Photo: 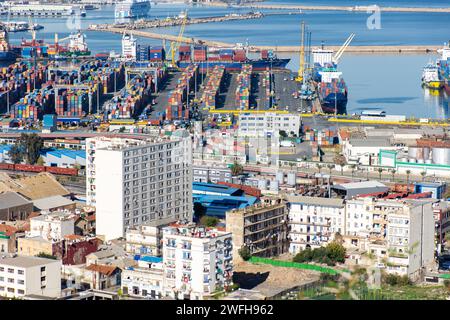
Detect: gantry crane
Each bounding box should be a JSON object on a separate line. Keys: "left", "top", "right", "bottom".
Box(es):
{"left": 169, "top": 10, "right": 188, "bottom": 68}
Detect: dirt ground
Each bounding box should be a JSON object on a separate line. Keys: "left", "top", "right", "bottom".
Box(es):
{"left": 233, "top": 260, "right": 320, "bottom": 297}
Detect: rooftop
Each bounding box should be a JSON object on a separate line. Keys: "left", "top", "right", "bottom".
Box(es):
{"left": 284, "top": 195, "right": 345, "bottom": 208}
{"left": 349, "top": 137, "right": 392, "bottom": 147}
{"left": 0, "top": 191, "right": 32, "bottom": 210}
{"left": 193, "top": 182, "right": 242, "bottom": 196}
{"left": 85, "top": 264, "right": 118, "bottom": 276}
{"left": 31, "top": 210, "right": 75, "bottom": 223}
{"left": 163, "top": 224, "right": 231, "bottom": 239}
{"left": 0, "top": 255, "right": 59, "bottom": 268}
{"left": 33, "top": 195, "right": 75, "bottom": 211}
{"left": 0, "top": 173, "right": 70, "bottom": 200}
{"left": 333, "top": 180, "right": 387, "bottom": 191}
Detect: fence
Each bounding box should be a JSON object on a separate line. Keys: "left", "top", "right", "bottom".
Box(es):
{"left": 249, "top": 256, "right": 349, "bottom": 275}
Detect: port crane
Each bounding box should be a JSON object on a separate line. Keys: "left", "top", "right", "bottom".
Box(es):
{"left": 295, "top": 21, "right": 306, "bottom": 83}
{"left": 169, "top": 10, "right": 188, "bottom": 68}
{"left": 332, "top": 33, "right": 355, "bottom": 64}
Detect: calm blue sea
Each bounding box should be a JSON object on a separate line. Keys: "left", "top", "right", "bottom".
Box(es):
{"left": 2, "top": 2, "right": 449, "bottom": 118}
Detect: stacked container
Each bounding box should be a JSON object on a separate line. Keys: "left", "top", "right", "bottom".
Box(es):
{"left": 233, "top": 49, "right": 246, "bottom": 62}
{"left": 150, "top": 46, "right": 166, "bottom": 62}
{"left": 235, "top": 64, "right": 252, "bottom": 110}
{"left": 201, "top": 65, "right": 225, "bottom": 110}
{"left": 193, "top": 45, "right": 207, "bottom": 62}
{"left": 166, "top": 64, "right": 198, "bottom": 121}
{"left": 178, "top": 45, "right": 191, "bottom": 62}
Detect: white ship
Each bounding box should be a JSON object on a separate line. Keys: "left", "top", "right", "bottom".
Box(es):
{"left": 115, "top": 0, "right": 151, "bottom": 19}
{"left": 421, "top": 62, "right": 442, "bottom": 89}
{"left": 122, "top": 32, "right": 137, "bottom": 60}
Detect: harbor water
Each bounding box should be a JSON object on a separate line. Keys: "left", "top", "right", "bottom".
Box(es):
{"left": 3, "top": 2, "right": 450, "bottom": 118}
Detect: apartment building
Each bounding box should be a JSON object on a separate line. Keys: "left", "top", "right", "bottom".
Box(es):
{"left": 125, "top": 217, "right": 176, "bottom": 257}
{"left": 286, "top": 196, "right": 345, "bottom": 253}
{"left": 226, "top": 197, "right": 289, "bottom": 262}
{"left": 28, "top": 211, "right": 75, "bottom": 242}
{"left": 86, "top": 132, "right": 193, "bottom": 240}
{"left": 345, "top": 198, "right": 435, "bottom": 280}
{"left": 0, "top": 255, "right": 61, "bottom": 298}
{"left": 192, "top": 165, "right": 233, "bottom": 184}
{"left": 238, "top": 113, "right": 301, "bottom": 137}
{"left": 121, "top": 256, "right": 164, "bottom": 299}
{"left": 162, "top": 224, "right": 233, "bottom": 300}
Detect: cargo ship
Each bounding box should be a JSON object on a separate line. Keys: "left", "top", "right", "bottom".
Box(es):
{"left": 176, "top": 45, "right": 290, "bottom": 71}
{"left": 437, "top": 43, "right": 450, "bottom": 95}
{"left": 114, "top": 0, "right": 151, "bottom": 19}
{"left": 0, "top": 25, "right": 17, "bottom": 61}
{"left": 312, "top": 48, "right": 348, "bottom": 114}
{"left": 58, "top": 32, "right": 91, "bottom": 58}
{"left": 421, "top": 62, "right": 442, "bottom": 89}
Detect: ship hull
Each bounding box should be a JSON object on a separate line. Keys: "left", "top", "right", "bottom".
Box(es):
{"left": 444, "top": 82, "right": 450, "bottom": 95}
{"left": 0, "top": 51, "right": 17, "bottom": 61}
{"left": 422, "top": 80, "right": 443, "bottom": 89}
{"left": 177, "top": 58, "right": 290, "bottom": 71}
{"left": 319, "top": 92, "right": 348, "bottom": 115}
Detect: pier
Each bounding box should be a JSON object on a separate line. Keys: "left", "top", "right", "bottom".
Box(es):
{"left": 91, "top": 27, "right": 441, "bottom": 53}
{"left": 89, "top": 11, "right": 301, "bottom": 31}
{"left": 206, "top": 2, "right": 450, "bottom": 13}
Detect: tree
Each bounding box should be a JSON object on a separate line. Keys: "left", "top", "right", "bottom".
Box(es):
{"left": 119, "top": 126, "right": 126, "bottom": 133}
{"left": 16, "top": 133, "right": 44, "bottom": 165}
{"left": 230, "top": 161, "right": 243, "bottom": 177}
{"left": 316, "top": 163, "right": 322, "bottom": 174}
{"left": 200, "top": 215, "right": 219, "bottom": 227}
{"left": 36, "top": 156, "right": 45, "bottom": 166}
{"left": 420, "top": 171, "right": 427, "bottom": 181}
{"left": 390, "top": 169, "right": 396, "bottom": 182}
{"left": 279, "top": 130, "right": 288, "bottom": 138}
{"left": 8, "top": 144, "right": 23, "bottom": 164}
{"left": 334, "top": 155, "right": 346, "bottom": 175}
{"left": 238, "top": 246, "right": 251, "bottom": 261}
{"left": 377, "top": 168, "right": 383, "bottom": 180}
{"left": 293, "top": 248, "right": 313, "bottom": 263}
{"left": 350, "top": 164, "right": 356, "bottom": 178}
{"left": 327, "top": 164, "right": 335, "bottom": 175}
{"left": 326, "top": 242, "right": 346, "bottom": 264}
{"left": 36, "top": 252, "right": 57, "bottom": 260}
{"left": 406, "top": 170, "right": 411, "bottom": 186}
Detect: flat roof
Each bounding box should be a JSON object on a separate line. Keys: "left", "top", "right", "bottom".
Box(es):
{"left": 33, "top": 195, "right": 74, "bottom": 210}
{"left": 333, "top": 180, "right": 387, "bottom": 191}
{"left": 285, "top": 195, "right": 345, "bottom": 208}
{"left": 0, "top": 255, "right": 59, "bottom": 268}
{"left": 349, "top": 137, "right": 391, "bottom": 147}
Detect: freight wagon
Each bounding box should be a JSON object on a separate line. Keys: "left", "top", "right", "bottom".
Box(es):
{"left": 0, "top": 162, "right": 78, "bottom": 176}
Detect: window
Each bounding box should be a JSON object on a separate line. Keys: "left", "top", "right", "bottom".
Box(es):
{"left": 17, "top": 270, "right": 24, "bottom": 275}
{"left": 17, "top": 279, "right": 24, "bottom": 285}
{"left": 7, "top": 268, "right": 14, "bottom": 273}
{"left": 7, "top": 288, "right": 14, "bottom": 293}
{"left": 17, "top": 289, "right": 24, "bottom": 295}
{"left": 7, "top": 278, "right": 14, "bottom": 283}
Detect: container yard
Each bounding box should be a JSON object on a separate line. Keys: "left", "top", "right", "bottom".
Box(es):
{"left": 235, "top": 64, "right": 252, "bottom": 111}
{"left": 200, "top": 65, "right": 225, "bottom": 111}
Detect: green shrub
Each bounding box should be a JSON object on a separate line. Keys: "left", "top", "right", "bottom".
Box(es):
{"left": 238, "top": 246, "right": 251, "bottom": 261}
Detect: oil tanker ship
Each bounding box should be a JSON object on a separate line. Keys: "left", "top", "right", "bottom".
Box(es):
{"left": 312, "top": 48, "right": 348, "bottom": 114}
{"left": 437, "top": 43, "right": 450, "bottom": 95}
{"left": 176, "top": 45, "right": 290, "bottom": 71}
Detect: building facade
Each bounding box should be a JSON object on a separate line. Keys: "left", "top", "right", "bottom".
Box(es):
{"left": 86, "top": 133, "right": 193, "bottom": 240}
{"left": 0, "top": 256, "right": 61, "bottom": 298}
{"left": 162, "top": 224, "right": 233, "bottom": 300}
{"left": 286, "top": 196, "right": 345, "bottom": 253}
{"left": 226, "top": 197, "right": 289, "bottom": 262}
{"left": 28, "top": 212, "right": 75, "bottom": 242}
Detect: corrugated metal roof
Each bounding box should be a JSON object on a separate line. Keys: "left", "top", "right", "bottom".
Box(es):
{"left": 32, "top": 195, "right": 74, "bottom": 210}
{"left": 0, "top": 191, "right": 32, "bottom": 210}
{"left": 193, "top": 182, "right": 241, "bottom": 196}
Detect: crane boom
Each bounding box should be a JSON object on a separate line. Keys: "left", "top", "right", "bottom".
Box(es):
{"left": 295, "top": 21, "right": 306, "bottom": 82}
{"left": 332, "top": 33, "right": 355, "bottom": 64}
{"left": 170, "top": 11, "right": 188, "bottom": 68}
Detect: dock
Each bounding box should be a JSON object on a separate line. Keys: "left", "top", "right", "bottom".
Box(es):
{"left": 92, "top": 27, "right": 440, "bottom": 53}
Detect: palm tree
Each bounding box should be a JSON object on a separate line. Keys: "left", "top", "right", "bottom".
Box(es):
{"left": 390, "top": 169, "right": 396, "bottom": 182}
{"left": 377, "top": 168, "right": 383, "bottom": 180}
{"left": 405, "top": 170, "right": 411, "bottom": 188}
{"left": 316, "top": 163, "right": 322, "bottom": 174}
{"left": 350, "top": 164, "right": 356, "bottom": 178}
{"left": 327, "top": 164, "right": 335, "bottom": 175}
{"left": 420, "top": 171, "right": 427, "bottom": 181}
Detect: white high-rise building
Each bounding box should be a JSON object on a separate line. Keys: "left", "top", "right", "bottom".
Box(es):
{"left": 162, "top": 224, "right": 233, "bottom": 300}
{"left": 86, "top": 132, "right": 193, "bottom": 241}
